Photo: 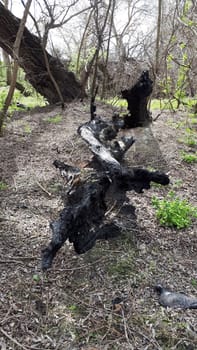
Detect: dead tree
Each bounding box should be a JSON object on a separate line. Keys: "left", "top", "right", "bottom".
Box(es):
{"left": 121, "top": 70, "right": 153, "bottom": 128}
{"left": 42, "top": 112, "right": 169, "bottom": 270}
{"left": 0, "top": 2, "right": 84, "bottom": 104}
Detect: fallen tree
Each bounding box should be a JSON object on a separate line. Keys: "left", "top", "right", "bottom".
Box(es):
{"left": 42, "top": 108, "right": 169, "bottom": 270}
{"left": 0, "top": 2, "right": 84, "bottom": 104}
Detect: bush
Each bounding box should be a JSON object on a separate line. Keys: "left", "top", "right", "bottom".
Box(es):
{"left": 152, "top": 191, "right": 197, "bottom": 229}
{"left": 181, "top": 152, "right": 197, "bottom": 163}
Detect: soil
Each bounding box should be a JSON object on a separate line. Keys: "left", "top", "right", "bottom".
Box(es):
{"left": 0, "top": 101, "right": 196, "bottom": 350}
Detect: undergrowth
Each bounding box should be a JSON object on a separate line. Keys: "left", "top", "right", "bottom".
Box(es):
{"left": 152, "top": 191, "right": 197, "bottom": 229}
{"left": 181, "top": 151, "right": 197, "bottom": 163}
{"left": 0, "top": 86, "right": 46, "bottom": 114}
{"left": 46, "top": 114, "right": 62, "bottom": 123}
{"left": 0, "top": 181, "right": 8, "bottom": 190}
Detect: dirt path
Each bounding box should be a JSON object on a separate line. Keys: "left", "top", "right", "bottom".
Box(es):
{"left": 0, "top": 102, "right": 196, "bottom": 350}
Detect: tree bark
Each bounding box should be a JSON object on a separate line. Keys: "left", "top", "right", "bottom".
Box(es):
{"left": 155, "top": 0, "right": 162, "bottom": 75}
{"left": 0, "top": 0, "right": 32, "bottom": 134}
{"left": 121, "top": 70, "right": 153, "bottom": 128}
{"left": 0, "top": 2, "right": 85, "bottom": 104}
{"left": 42, "top": 115, "right": 169, "bottom": 270}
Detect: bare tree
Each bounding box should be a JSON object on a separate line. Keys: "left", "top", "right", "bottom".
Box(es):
{"left": 31, "top": 0, "right": 92, "bottom": 49}
{"left": 80, "top": 0, "right": 112, "bottom": 94}
{"left": 0, "top": 2, "right": 84, "bottom": 105}
{"left": 2, "top": 0, "right": 12, "bottom": 85}
{"left": 155, "top": 0, "right": 162, "bottom": 75}
{"left": 0, "top": 0, "right": 32, "bottom": 134}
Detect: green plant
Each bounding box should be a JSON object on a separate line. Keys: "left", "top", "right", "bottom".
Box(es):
{"left": 0, "top": 181, "right": 8, "bottom": 190}
{"left": 24, "top": 123, "right": 32, "bottom": 133}
{"left": 191, "top": 278, "right": 197, "bottom": 288}
{"left": 33, "top": 274, "right": 40, "bottom": 282}
{"left": 46, "top": 114, "right": 62, "bottom": 123}
{"left": 181, "top": 151, "right": 197, "bottom": 163}
{"left": 152, "top": 191, "right": 197, "bottom": 229}
{"left": 68, "top": 304, "right": 79, "bottom": 313}
{"left": 171, "top": 179, "right": 183, "bottom": 189}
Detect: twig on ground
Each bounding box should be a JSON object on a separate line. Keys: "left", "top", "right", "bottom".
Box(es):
{"left": 0, "top": 339, "right": 6, "bottom": 350}
{"left": 100, "top": 310, "right": 113, "bottom": 342}
{"left": 121, "top": 309, "right": 134, "bottom": 350}
{"left": 134, "top": 329, "right": 163, "bottom": 350}
{"left": 105, "top": 201, "right": 117, "bottom": 217}
{"left": 0, "top": 256, "right": 37, "bottom": 264}
{"left": 0, "top": 306, "right": 13, "bottom": 326}
{"left": 0, "top": 328, "right": 30, "bottom": 350}
{"left": 35, "top": 180, "right": 52, "bottom": 197}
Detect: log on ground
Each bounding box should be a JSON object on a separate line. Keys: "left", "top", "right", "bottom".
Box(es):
{"left": 42, "top": 117, "right": 169, "bottom": 270}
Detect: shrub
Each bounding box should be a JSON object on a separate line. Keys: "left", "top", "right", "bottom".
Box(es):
{"left": 181, "top": 152, "right": 197, "bottom": 163}
{"left": 152, "top": 191, "right": 197, "bottom": 229}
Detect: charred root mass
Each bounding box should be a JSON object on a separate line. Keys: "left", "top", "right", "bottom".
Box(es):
{"left": 42, "top": 174, "right": 111, "bottom": 270}
{"left": 42, "top": 114, "right": 169, "bottom": 270}
{"left": 121, "top": 70, "right": 153, "bottom": 128}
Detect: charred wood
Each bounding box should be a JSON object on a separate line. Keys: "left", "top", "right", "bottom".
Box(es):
{"left": 42, "top": 156, "right": 169, "bottom": 270}
{"left": 121, "top": 70, "right": 153, "bottom": 128}
{"left": 42, "top": 107, "right": 169, "bottom": 270}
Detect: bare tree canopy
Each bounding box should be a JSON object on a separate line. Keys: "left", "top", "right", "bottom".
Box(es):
{"left": 0, "top": 1, "right": 84, "bottom": 103}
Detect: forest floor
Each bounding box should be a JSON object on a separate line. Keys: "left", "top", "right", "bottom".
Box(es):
{"left": 0, "top": 100, "right": 196, "bottom": 350}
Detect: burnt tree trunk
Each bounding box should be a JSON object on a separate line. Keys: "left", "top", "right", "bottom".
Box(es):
{"left": 42, "top": 114, "right": 169, "bottom": 270}
{"left": 0, "top": 2, "right": 84, "bottom": 104}
{"left": 121, "top": 70, "right": 153, "bottom": 128}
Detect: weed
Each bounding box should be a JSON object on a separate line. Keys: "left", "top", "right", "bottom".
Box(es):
{"left": 0, "top": 181, "right": 8, "bottom": 190}
{"left": 181, "top": 152, "right": 197, "bottom": 163}
{"left": 0, "top": 86, "right": 46, "bottom": 114}
{"left": 171, "top": 179, "right": 183, "bottom": 189}
{"left": 151, "top": 99, "right": 178, "bottom": 110}
{"left": 184, "top": 128, "right": 197, "bottom": 146}
{"left": 152, "top": 191, "right": 197, "bottom": 229}
{"left": 68, "top": 304, "right": 79, "bottom": 313}
{"left": 24, "top": 124, "right": 32, "bottom": 133}
{"left": 32, "top": 274, "right": 40, "bottom": 282}
{"left": 191, "top": 279, "right": 197, "bottom": 288}
{"left": 185, "top": 138, "right": 196, "bottom": 146}
{"left": 46, "top": 114, "right": 62, "bottom": 123}
{"left": 107, "top": 254, "right": 135, "bottom": 279}
{"left": 178, "top": 128, "right": 197, "bottom": 147}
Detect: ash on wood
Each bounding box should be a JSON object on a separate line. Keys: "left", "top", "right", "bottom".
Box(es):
{"left": 42, "top": 112, "right": 169, "bottom": 270}
{"left": 121, "top": 70, "right": 153, "bottom": 128}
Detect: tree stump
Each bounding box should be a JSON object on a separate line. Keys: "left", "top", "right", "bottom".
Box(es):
{"left": 121, "top": 70, "right": 153, "bottom": 128}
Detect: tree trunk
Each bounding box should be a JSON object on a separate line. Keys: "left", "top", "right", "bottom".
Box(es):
{"left": 155, "top": 0, "right": 162, "bottom": 75}
{"left": 121, "top": 71, "right": 153, "bottom": 128}
{"left": 42, "top": 115, "right": 169, "bottom": 270}
{"left": 2, "top": 50, "right": 12, "bottom": 85}
{"left": 0, "top": 2, "right": 85, "bottom": 104}
{"left": 0, "top": 0, "right": 32, "bottom": 134}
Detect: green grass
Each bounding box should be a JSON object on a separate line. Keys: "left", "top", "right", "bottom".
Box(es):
{"left": 181, "top": 151, "right": 197, "bottom": 163}
{"left": 103, "top": 96, "right": 197, "bottom": 112}
{"left": 23, "top": 123, "right": 32, "bottom": 134}
{"left": 191, "top": 278, "right": 197, "bottom": 288}
{"left": 152, "top": 191, "right": 197, "bottom": 229}
{"left": 45, "top": 114, "right": 62, "bottom": 123}
{"left": 0, "top": 86, "right": 46, "bottom": 114}
{"left": 0, "top": 181, "right": 8, "bottom": 190}
{"left": 178, "top": 133, "right": 197, "bottom": 147}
